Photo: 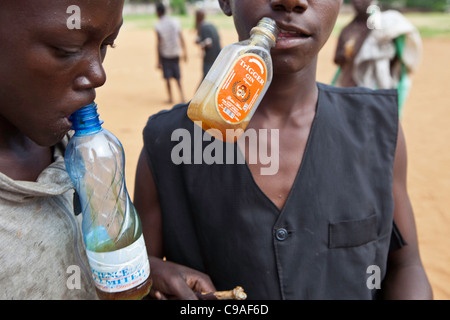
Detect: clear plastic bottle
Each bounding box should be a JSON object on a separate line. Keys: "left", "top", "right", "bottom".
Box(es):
{"left": 187, "top": 17, "right": 279, "bottom": 142}
{"left": 64, "top": 103, "right": 151, "bottom": 300}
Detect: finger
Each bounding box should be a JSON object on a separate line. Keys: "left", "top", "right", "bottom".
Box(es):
{"left": 148, "top": 286, "right": 170, "bottom": 300}
{"left": 154, "top": 290, "right": 168, "bottom": 300}
{"left": 189, "top": 275, "right": 216, "bottom": 293}
{"left": 171, "top": 280, "right": 199, "bottom": 300}
{"left": 197, "top": 279, "right": 216, "bottom": 293}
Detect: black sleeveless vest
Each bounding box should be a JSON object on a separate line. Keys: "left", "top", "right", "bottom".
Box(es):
{"left": 143, "top": 83, "right": 400, "bottom": 299}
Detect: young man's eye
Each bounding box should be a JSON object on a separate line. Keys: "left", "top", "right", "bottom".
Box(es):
{"left": 53, "top": 46, "right": 81, "bottom": 57}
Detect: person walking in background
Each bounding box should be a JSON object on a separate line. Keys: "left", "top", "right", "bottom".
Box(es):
{"left": 333, "top": 0, "right": 422, "bottom": 117}
{"left": 195, "top": 9, "right": 222, "bottom": 80}
{"left": 155, "top": 3, "right": 187, "bottom": 104}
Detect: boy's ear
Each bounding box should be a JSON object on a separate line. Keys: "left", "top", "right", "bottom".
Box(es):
{"left": 218, "top": 0, "right": 232, "bottom": 16}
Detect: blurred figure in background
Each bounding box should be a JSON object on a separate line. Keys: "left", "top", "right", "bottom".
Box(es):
{"left": 155, "top": 2, "right": 187, "bottom": 104}
{"left": 333, "top": 0, "right": 422, "bottom": 117}
{"left": 195, "top": 9, "right": 221, "bottom": 80}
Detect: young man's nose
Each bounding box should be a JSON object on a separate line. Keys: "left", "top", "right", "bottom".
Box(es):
{"left": 74, "top": 56, "right": 107, "bottom": 90}
{"left": 270, "top": 0, "right": 308, "bottom": 13}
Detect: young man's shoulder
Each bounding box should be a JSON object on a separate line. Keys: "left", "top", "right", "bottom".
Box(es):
{"left": 318, "top": 82, "right": 397, "bottom": 98}
{"left": 318, "top": 83, "right": 399, "bottom": 127}
{"left": 144, "top": 103, "right": 190, "bottom": 136}
{"left": 156, "top": 15, "right": 178, "bottom": 29}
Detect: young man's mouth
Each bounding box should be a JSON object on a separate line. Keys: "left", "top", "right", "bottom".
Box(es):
{"left": 275, "top": 28, "right": 312, "bottom": 49}
{"left": 278, "top": 29, "right": 311, "bottom": 39}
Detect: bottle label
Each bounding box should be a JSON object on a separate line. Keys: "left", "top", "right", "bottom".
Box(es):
{"left": 86, "top": 235, "right": 150, "bottom": 293}
{"left": 216, "top": 53, "right": 267, "bottom": 124}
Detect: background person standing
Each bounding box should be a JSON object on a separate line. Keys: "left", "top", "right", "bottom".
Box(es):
{"left": 155, "top": 3, "right": 187, "bottom": 104}
{"left": 195, "top": 9, "right": 222, "bottom": 80}
{"left": 333, "top": 0, "right": 422, "bottom": 117}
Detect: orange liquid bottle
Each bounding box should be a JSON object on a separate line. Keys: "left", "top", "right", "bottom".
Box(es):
{"left": 188, "top": 17, "right": 279, "bottom": 142}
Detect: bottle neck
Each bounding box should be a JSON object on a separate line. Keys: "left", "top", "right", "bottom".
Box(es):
{"left": 69, "top": 103, "right": 103, "bottom": 136}
{"left": 249, "top": 18, "right": 279, "bottom": 49}
{"left": 250, "top": 32, "right": 276, "bottom": 50}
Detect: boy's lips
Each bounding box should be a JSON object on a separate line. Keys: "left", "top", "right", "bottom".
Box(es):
{"left": 278, "top": 29, "right": 311, "bottom": 38}
{"left": 274, "top": 24, "right": 312, "bottom": 49}
{"left": 63, "top": 97, "right": 97, "bottom": 129}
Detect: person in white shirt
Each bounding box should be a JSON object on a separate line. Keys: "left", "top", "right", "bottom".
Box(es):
{"left": 333, "top": 0, "right": 422, "bottom": 117}
{"left": 155, "top": 3, "right": 187, "bottom": 104}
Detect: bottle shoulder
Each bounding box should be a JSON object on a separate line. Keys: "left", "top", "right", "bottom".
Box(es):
{"left": 223, "top": 39, "right": 271, "bottom": 53}
{"left": 220, "top": 40, "right": 272, "bottom": 65}
{"left": 67, "top": 129, "right": 123, "bottom": 150}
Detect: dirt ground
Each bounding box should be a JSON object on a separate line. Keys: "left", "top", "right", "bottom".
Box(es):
{"left": 95, "top": 25, "right": 450, "bottom": 300}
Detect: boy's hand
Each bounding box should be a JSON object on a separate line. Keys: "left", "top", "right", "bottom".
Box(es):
{"left": 148, "top": 256, "right": 216, "bottom": 300}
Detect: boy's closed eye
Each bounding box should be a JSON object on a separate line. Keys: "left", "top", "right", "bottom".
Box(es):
{"left": 51, "top": 41, "right": 116, "bottom": 58}
{"left": 52, "top": 46, "right": 82, "bottom": 57}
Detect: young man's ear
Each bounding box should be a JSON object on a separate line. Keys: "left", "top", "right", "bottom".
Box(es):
{"left": 218, "top": 0, "right": 232, "bottom": 16}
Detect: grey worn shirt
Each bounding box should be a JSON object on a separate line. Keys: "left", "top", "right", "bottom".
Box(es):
{"left": 0, "top": 137, "right": 97, "bottom": 299}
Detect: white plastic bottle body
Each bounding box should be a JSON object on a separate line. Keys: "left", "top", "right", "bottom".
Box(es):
{"left": 65, "top": 128, "right": 141, "bottom": 252}
{"left": 65, "top": 103, "right": 151, "bottom": 299}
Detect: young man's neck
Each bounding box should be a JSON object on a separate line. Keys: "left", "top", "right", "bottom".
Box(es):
{"left": 257, "top": 61, "right": 318, "bottom": 118}
{"left": 355, "top": 12, "right": 370, "bottom": 22}
{"left": 0, "top": 116, "right": 52, "bottom": 181}
{"left": 0, "top": 115, "right": 30, "bottom": 150}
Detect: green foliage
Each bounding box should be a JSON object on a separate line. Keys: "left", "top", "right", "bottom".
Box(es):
{"left": 377, "top": 0, "right": 448, "bottom": 12}
{"left": 127, "top": 0, "right": 155, "bottom": 3}
{"left": 170, "top": 0, "right": 187, "bottom": 15}
{"left": 126, "top": 0, "right": 200, "bottom": 15}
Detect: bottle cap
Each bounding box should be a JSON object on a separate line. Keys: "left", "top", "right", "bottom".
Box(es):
{"left": 250, "top": 17, "right": 280, "bottom": 45}
{"left": 69, "top": 102, "right": 104, "bottom": 135}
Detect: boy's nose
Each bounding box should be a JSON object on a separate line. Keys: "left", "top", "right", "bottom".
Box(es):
{"left": 74, "top": 56, "right": 107, "bottom": 90}
{"left": 270, "top": 0, "right": 308, "bottom": 13}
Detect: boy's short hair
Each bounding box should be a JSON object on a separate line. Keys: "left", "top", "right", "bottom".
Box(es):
{"left": 157, "top": 3, "right": 166, "bottom": 15}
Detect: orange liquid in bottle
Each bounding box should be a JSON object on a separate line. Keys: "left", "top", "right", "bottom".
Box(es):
{"left": 188, "top": 78, "right": 250, "bottom": 142}
{"left": 188, "top": 18, "right": 279, "bottom": 143}
{"left": 95, "top": 276, "right": 152, "bottom": 300}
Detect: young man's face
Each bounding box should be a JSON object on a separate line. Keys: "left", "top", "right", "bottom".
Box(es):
{"left": 219, "top": 0, "right": 342, "bottom": 74}
{"left": 0, "top": 0, "right": 124, "bottom": 147}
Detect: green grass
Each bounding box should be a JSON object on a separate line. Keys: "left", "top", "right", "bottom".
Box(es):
{"left": 124, "top": 12, "right": 450, "bottom": 38}
{"left": 332, "top": 12, "right": 450, "bottom": 38}
{"left": 123, "top": 12, "right": 235, "bottom": 31}
{"left": 404, "top": 12, "right": 450, "bottom": 37}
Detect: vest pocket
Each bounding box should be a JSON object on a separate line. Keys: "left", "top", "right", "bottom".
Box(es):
{"left": 328, "top": 214, "right": 377, "bottom": 249}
